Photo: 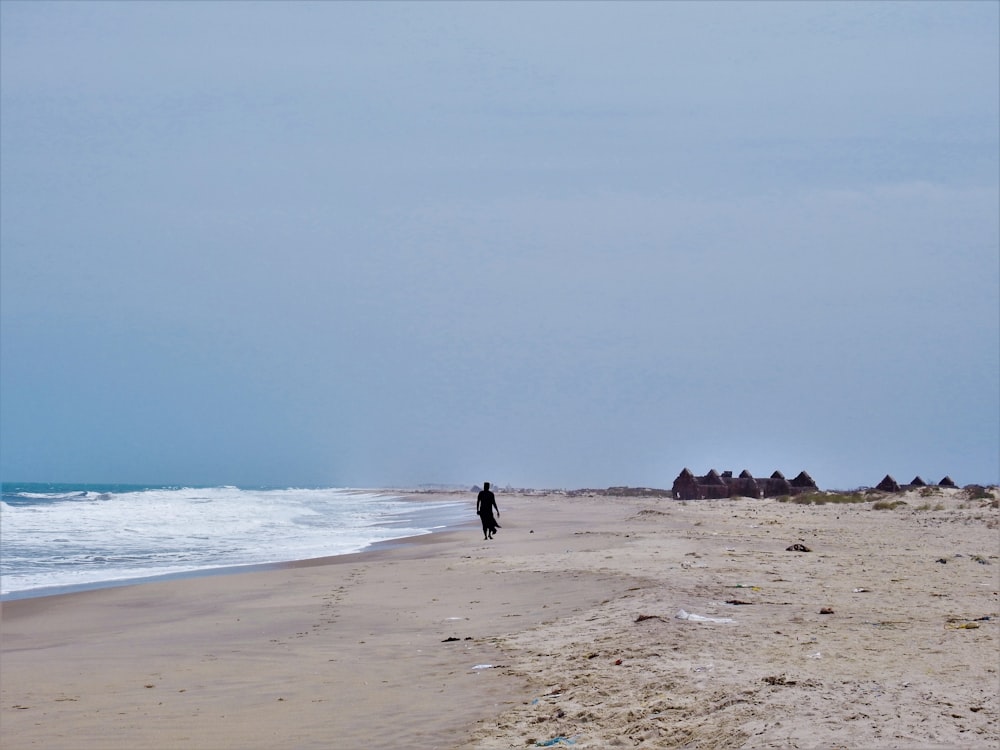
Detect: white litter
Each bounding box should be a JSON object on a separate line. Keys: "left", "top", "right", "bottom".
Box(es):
{"left": 675, "top": 609, "right": 735, "bottom": 624}
{"left": 471, "top": 664, "right": 494, "bottom": 670}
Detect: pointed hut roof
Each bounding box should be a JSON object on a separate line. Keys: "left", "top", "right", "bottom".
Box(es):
{"left": 762, "top": 472, "right": 790, "bottom": 496}
{"left": 672, "top": 468, "right": 702, "bottom": 499}
{"left": 939, "top": 475, "right": 956, "bottom": 487}
{"left": 910, "top": 476, "right": 926, "bottom": 487}
{"left": 876, "top": 474, "right": 900, "bottom": 492}
{"left": 739, "top": 469, "right": 754, "bottom": 479}
{"left": 702, "top": 469, "right": 725, "bottom": 485}
{"left": 731, "top": 472, "right": 761, "bottom": 498}
{"left": 790, "top": 471, "right": 817, "bottom": 488}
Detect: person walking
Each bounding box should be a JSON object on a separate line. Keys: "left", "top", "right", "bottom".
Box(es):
{"left": 476, "top": 482, "right": 500, "bottom": 540}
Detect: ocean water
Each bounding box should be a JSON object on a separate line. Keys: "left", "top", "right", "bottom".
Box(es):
{"left": 0, "top": 484, "right": 470, "bottom": 600}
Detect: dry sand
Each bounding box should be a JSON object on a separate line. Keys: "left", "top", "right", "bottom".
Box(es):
{"left": 2, "top": 487, "right": 997, "bottom": 749}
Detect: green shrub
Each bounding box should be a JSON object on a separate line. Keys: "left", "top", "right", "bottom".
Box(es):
{"left": 828, "top": 493, "right": 867, "bottom": 504}
{"left": 872, "top": 499, "right": 907, "bottom": 510}
{"left": 777, "top": 492, "right": 868, "bottom": 505}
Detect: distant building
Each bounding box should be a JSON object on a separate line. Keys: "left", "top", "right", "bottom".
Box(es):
{"left": 671, "top": 468, "right": 818, "bottom": 500}
{"left": 874, "top": 474, "right": 956, "bottom": 492}
{"left": 876, "top": 475, "right": 901, "bottom": 492}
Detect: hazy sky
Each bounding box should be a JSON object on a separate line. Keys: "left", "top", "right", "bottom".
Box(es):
{"left": 2, "top": 1, "right": 998, "bottom": 490}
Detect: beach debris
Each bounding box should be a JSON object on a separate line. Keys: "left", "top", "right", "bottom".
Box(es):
{"left": 786, "top": 543, "right": 811, "bottom": 552}
{"left": 734, "top": 584, "right": 761, "bottom": 590}
{"left": 725, "top": 599, "right": 754, "bottom": 605}
{"left": 471, "top": 664, "right": 494, "bottom": 670}
{"left": 946, "top": 616, "right": 991, "bottom": 630}
{"left": 936, "top": 554, "right": 991, "bottom": 565}
{"left": 535, "top": 737, "right": 577, "bottom": 747}
{"left": 614, "top": 658, "right": 623, "bottom": 666}
{"left": 808, "top": 652, "right": 822, "bottom": 659}
{"left": 675, "top": 609, "right": 735, "bottom": 624}
{"left": 634, "top": 614, "right": 664, "bottom": 623}
{"left": 763, "top": 674, "right": 797, "bottom": 686}
{"left": 852, "top": 587, "right": 870, "bottom": 593}
{"left": 441, "top": 636, "right": 460, "bottom": 642}
{"left": 819, "top": 608, "right": 835, "bottom": 615}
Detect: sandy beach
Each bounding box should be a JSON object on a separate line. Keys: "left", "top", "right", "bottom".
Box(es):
{"left": 2, "top": 487, "right": 997, "bottom": 749}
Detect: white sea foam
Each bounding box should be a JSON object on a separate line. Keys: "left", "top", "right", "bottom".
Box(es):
{"left": 0, "top": 487, "right": 469, "bottom": 598}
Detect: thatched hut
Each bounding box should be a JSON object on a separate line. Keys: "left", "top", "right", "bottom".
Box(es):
{"left": 876, "top": 474, "right": 900, "bottom": 492}
{"left": 671, "top": 468, "right": 700, "bottom": 500}
{"left": 672, "top": 467, "right": 821, "bottom": 500}
{"left": 763, "top": 470, "right": 791, "bottom": 497}
{"left": 939, "top": 476, "right": 956, "bottom": 487}
{"left": 909, "top": 476, "right": 927, "bottom": 487}
{"left": 700, "top": 469, "right": 730, "bottom": 499}
{"left": 731, "top": 469, "right": 762, "bottom": 498}
{"left": 789, "top": 471, "right": 818, "bottom": 492}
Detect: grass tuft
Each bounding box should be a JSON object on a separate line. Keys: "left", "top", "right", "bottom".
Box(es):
{"left": 778, "top": 492, "right": 868, "bottom": 505}
{"left": 872, "top": 499, "right": 908, "bottom": 511}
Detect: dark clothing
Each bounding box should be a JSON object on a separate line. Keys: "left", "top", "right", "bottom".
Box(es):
{"left": 477, "top": 489, "right": 499, "bottom": 538}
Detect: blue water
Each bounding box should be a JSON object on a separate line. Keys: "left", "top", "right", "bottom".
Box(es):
{"left": 0, "top": 483, "right": 470, "bottom": 600}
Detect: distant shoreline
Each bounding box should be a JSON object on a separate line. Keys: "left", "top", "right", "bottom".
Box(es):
{"left": 0, "top": 491, "right": 477, "bottom": 602}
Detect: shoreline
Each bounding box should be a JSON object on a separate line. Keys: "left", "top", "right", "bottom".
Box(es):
{"left": 0, "top": 491, "right": 476, "bottom": 603}
{"left": 2, "top": 491, "right": 632, "bottom": 749}
{"left": 3, "top": 488, "right": 997, "bottom": 749}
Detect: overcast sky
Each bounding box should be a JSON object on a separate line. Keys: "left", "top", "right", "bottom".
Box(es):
{"left": 2, "top": 1, "right": 997, "bottom": 490}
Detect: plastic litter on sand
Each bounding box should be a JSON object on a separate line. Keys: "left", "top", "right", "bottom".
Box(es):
{"left": 676, "top": 609, "right": 735, "bottom": 624}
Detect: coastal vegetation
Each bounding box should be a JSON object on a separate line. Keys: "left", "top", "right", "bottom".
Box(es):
{"left": 776, "top": 492, "right": 868, "bottom": 505}
{"left": 871, "top": 498, "right": 909, "bottom": 510}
